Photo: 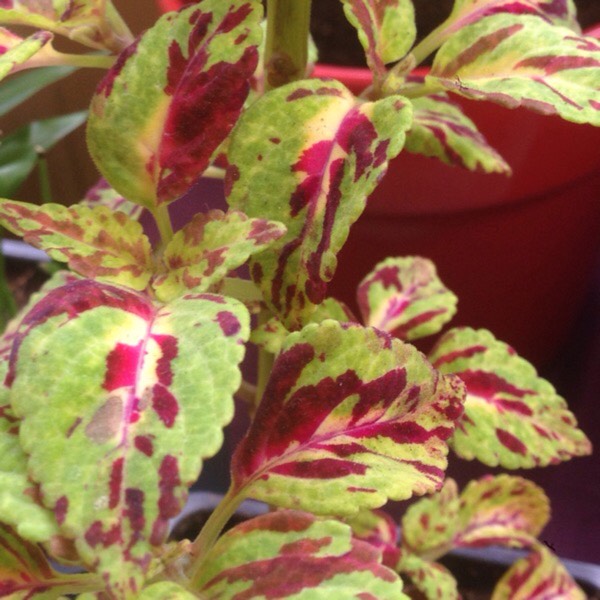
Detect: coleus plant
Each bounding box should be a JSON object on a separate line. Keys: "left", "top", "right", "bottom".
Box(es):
{"left": 0, "top": 0, "right": 597, "bottom": 597}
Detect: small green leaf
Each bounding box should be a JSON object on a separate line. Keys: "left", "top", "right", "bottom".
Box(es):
{"left": 397, "top": 551, "right": 459, "bottom": 600}
{"left": 153, "top": 209, "right": 286, "bottom": 302}
{"left": 357, "top": 257, "right": 458, "bottom": 341}
{"left": 341, "top": 0, "right": 416, "bottom": 81}
{"left": 428, "top": 14, "right": 600, "bottom": 125}
{"left": 405, "top": 93, "right": 511, "bottom": 174}
{"left": 0, "top": 199, "right": 153, "bottom": 290}
{"left": 492, "top": 544, "right": 586, "bottom": 600}
{"left": 0, "top": 28, "right": 53, "bottom": 81}
{"left": 429, "top": 327, "right": 592, "bottom": 468}
{"left": 194, "top": 510, "right": 407, "bottom": 598}
{"left": 0, "top": 111, "right": 87, "bottom": 197}
{"left": 232, "top": 320, "right": 464, "bottom": 516}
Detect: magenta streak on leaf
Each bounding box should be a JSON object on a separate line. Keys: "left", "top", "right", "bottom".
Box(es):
{"left": 280, "top": 537, "right": 332, "bottom": 555}
{"left": 109, "top": 458, "right": 124, "bottom": 510}
{"left": 533, "top": 77, "right": 584, "bottom": 109}
{"left": 5, "top": 280, "right": 154, "bottom": 388}
{"left": 157, "top": 7, "right": 258, "bottom": 203}
{"left": 516, "top": 54, "right": 600, "bottom": 75}
{"left": 437, "top": 24, "right": 524, "bottom": 78}
{"left": 66, "top": 417, "right": 83, "bottom": 438}
{"left": 271, "top": 458, "right": 368, "bottom": 479}
{"left": 103, "top": 342, "right": 144, "bottom": 392}
{"left": 216, "top": 311, "right": 241, "bottom": 336}
{"left": 458, "top": 369, "right": 533, "bottom": 402}
{"left": 124, "top": 488, "right": 145, "bottom": 540}
{"left": 55, "top": 496, "right": 68, "bottom": 526}
{"left": 151, "top": 384, "right": 179, "bottom": 427}
{"left": 157, "top": 455, "right": 181, "bottom": 520}
{"left": 85, "top": 521, "right": 122, "bottom": 548}
{"left": 496, "top": 428, "right": 527, "bottom": 455}
{"left": 391, "top": 309, "right": 448, "bottom": 340}
{"left": 152, "top": 334, "right": 178, "bottom": 386}
{"left": 134, "top": 435, "right": 154, "bottom": 456}
{"left": 96, "top": 39, "right": 140, "bottom": 98}
{"left": 430, "top": 345, "right": 487, "bottom": 368}
{"left": 347, "top": 486, "right": 377, "bottom": 493}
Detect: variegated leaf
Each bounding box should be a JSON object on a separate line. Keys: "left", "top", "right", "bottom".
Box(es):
{"left": 193, "top": 510, "right": 407, "bottom": 598}
{"left": 428, "top": 14, "right": 600, "bottom": 125}
{"left": 492, "top": 544, "right": 585, "bottom": 600}
{"left": 428, "top": 327, "right": 591, "bottom": 468}
{"left": 405, "top": 92, "right": 511, "bottom": 173}
{"left": 0, "top": 523, "right": 96, "bottom": 597}
{"left": 78, "top": 178, "right": 144, "bottom": 221}
{"left": 139, "top": 581, "right": 198, "bottom": 599}
{"left": 153, "top": 209, "right": 286, "bottom": 302}
{"left": 0, "top": 0, "right": 133, "bottom": 52}
{"left": 0, "top": 199, "right": 153, "bottom": 291}
{"left": 396, "top": 551, "right": 459, "bottom": 600}
{"left": 0, "top": 28, "right": 53, "bottom": 81}
{"left": 357, "top": 257, "right": 458, "bottom": 341}
{"left": 456, "top": 475, "right": 549, "bottom": 548}
{"left": 226, "top": 78, "right": 412, "bottom": 329}
{"left": 346, "top": 509, "right": 401, "bottom": 569}
{"left": 231, "top": 320, "right": 464, "bottom": 516}
{"left": 7, "top": 279, "right": 249, "bottom": 594}
{"left": 88, "top": 1, "right": 262, "bottom": 209}
{"left": 447, "top": 0, "right": 580, "bottom": 33}
{"left": 341, "top": 0, "right": 416, "bottom": 81}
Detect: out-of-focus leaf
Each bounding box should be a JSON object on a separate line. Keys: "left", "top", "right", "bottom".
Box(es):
{"left": 397, "top": 551, "right": 459, "bottom": 600}
{"left": 0, "top": 251, "right": 16, "bottom": 327}
{"left": 232, "top": 320, "right": 464, "bottom": 516}
{"left": 78, "top": 178, "right": 144, "bottom": 221}
{"left": 0, "top": 199, "right": 153, "bottom": 290}
{"left": 429, "top": 328, "right": 591, "bottom": 468}
{"left": 139, "top": 581, "right": 198, "bottom": 599}
{"left": 88, "top": 1, "right": 262, "bottom": 209}
{"left": 428, "top": 14, "right": 600, "bottom": 125}
{"left": 405, "top": 92, "right": 511, "bottom": 173}
{"left": 7, "top": 279, "right": 249, "bottom": 594}
{"left": 0, "top": 28, "right": 55, "bottom": 82}
{"left": 226, "top": 78, "right": 412, "bottom": 329}
{"left": 0, "top": 111, "right": 87, "bottom": 197}
{"left": 194, "top": 510, "right": 407, "bottom": 598}
{"left": 357, "top": 256, "right": 458, "bottom": 341}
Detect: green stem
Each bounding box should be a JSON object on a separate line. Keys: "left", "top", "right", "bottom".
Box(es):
{"left": 153, "top": 204, "right": 175, "bottom": 250}
{"left": 188, "top": 486, "right": 245, "bottom": 584}
{"left": 264, "top": 0, "right": 312, "bottom": 91}
{"left": 102, "top": 3, "right": 136, "bottom": 53}
{"left": 0, "top": 251, "right": 17, "bottom": 329}
{"left": 15, "top": 52, "right": 115, "bottom": 73}
{"left": 255, "top": 308, "right": 275, "bottom": 406}
{"left": 36, "top": 151, "right": 53, "bottom": 203}
{"left": 410, "top": 19, "right": 454, "bottom": 66}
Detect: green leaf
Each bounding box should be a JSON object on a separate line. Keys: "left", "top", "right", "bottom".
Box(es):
{"left": 492, "top": 544, "right": 586, "bottom": 600}
{"left": 87, "top": 1, "right": 262, "bottom": 209}
{"left": 78, "top": 178, "right": 144, "bottom": 221}
{"left": 153, "top": 209, "right": 286, "bottom": 302}
{"left": 405, "top": 93, "right": 511, "bottom": 173}
{"left": 396, "top": 551, "right": 459, "bottom": 600}
{"left": 341, "top": 0, "right": 416, "bottom": 81}
{"left": 0, "top": 111, "right": 87, "bottom": 197}
{"left": 0, "top": 522, "right": 96, "bottom": 597}
{"left": 7, "top": 279, "right": 249, "bottom": 594}
{"left": 0, "top": 199, "right": 153, "bottom": 290}
{"left": 139, "top": 581, "right": 198, "bottom": 599}
{"left": 227, "top": 78, "right": 412, "bottom": 329}
{"left": 0, "top": 65, "right": 76, "bottom": 117}
{"left": 428, "top": 14, "right": 600, "bottom": 125}
{"left": 428, "top": 327, "right": 592, "bottom": 468}
{"left": 0, "top": 250, "right": 16, "bottom": 328}
{"left": 194, "top": 510, "right": 407, "bottom": 598}
{"left": 357, "top": 256, "right": 458, "bottom": 341}
{"left": 232, "top": 320, "right": 464, "bottom": 516}
{"left": 0, "top": 28, "right": 54, "bottom": 81}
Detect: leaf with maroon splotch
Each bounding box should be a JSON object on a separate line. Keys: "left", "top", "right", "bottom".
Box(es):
{"left": 153, "top": 209, "right": 286, "bottom": 302}
{"left": 340, "top": 0, "right": 416, "bottom": 82}
{"left": 0, "top": 28, "right": 53, "bottom": 81}
{"left": 0, "top": 523, "right": 97, "bottom": 597}
{"left": 357, "top": 257, "right": 458, "bottom": 341}
{"left": 428, "top": 327, "right": 591, "bottom": 468}
{"left": 226, "top": 78, "right": 412, "bottom": 329}
{"left": 231, "top": 320, "right": 464, "bottom": 516}
{"left": 0, "top": 1, "right": 133, "bottom": 52}
{"left": 455, "top": 475, "right": 549, "bottom": 549}
{"left": 193, "top": 509, "right": 408, "bottom": 598}
{"left": 0, "top": 199, "right": 153, "bottom": 291}
{"left": 491, "top": 544, "right": 585, "bottom": 600}
{"left": 405, "top": 92, "right": 511, "bottom": 173}
{"left": 401, "top": 478, "right": 460, "bottom": 558}
{"left": 396, "top": 551, "right": 459, "bottom": 600}
{"left": 446, "top": 0, "right": 580, "bottom": 34}
{"left": 78, "top": 178, "right": 144, "bottom": 221}
{"left": 87, "top": 1, "right": 262, "bottom": 210}
{"left": 346, "top": 509, "right": 401, "bottom": 569}
{"left": 427, "top": 14, "right": 600, "bottom": 125}
{"left": 7, "top": 279, "right": 249, "bottom": 594}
